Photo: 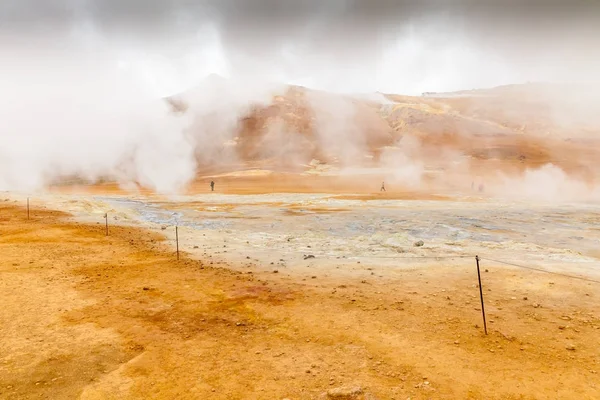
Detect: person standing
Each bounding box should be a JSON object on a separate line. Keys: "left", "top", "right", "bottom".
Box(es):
{"left": 380, "top": 181, "right": 386, "bottom": 192}
{"left": 210, "top": 180, "right": 215, "bottom": 192}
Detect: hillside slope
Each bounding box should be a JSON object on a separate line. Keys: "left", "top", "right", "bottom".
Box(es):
{"left": 167, "top": 80, "right": 600, "bottom": 187}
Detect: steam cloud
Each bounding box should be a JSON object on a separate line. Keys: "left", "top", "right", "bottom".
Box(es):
{"left": 1, "top": 1, "right": 599, "bottom": 194}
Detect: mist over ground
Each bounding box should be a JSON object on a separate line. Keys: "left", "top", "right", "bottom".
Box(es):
{"left": 1, "top": 1, "right": 599, "bottom": 197}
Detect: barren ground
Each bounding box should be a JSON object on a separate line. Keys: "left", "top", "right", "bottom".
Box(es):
{"left": 1, "top": 192, "right": 599, "bottom": 399}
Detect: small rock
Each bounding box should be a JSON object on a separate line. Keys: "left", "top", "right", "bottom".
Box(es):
{"left": 304, "top": 255, "right": 315, "bottom": 260}
{"left": 566, "top": 344, "right": 576, "bottom": 351}
{"left": 327, "top": 386, "right": 363, "bottom": 399}
{"left": 142, "top": 287, "right": 149, "bottom": 291}
{"left": 414, "top": 240, "right": 424, "bottom": 247}
{"left": 273, "top": 270, "right": 279, "bottom": 274}
{"left": 193, "top": 246, "right": 199, "bottom": 249}
{"left": 454, "top": 340, "right": 460, "bottom": 345}
{"left": 523, "top": 296, "right": 528, "bottom": 300}
{"left": 558, "top": 325, "right": 566, "bottom": 330}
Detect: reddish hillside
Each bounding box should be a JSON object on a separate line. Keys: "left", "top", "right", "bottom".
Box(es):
{"left": 167, "top": 81, "right": 600, "bottom": 185}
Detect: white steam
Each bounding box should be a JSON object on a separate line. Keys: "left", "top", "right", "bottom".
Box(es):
{"left": 1, "top": 3, "right": 599, "bottom": 195}
{"left": 0, "top": 41, "right": 196, "bottom": 193}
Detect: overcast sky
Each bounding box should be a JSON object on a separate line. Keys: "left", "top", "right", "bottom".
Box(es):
{"left": 2, "top": 0, "right": 600, "bottom": 96}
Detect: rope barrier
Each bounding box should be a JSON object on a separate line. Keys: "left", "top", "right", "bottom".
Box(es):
{"left": 479, "top": 257, "right": 600, "bottom": 284}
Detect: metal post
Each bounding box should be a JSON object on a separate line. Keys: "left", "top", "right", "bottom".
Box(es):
{"left": 105, "top": 213, "right": 108, "bottom": 236}
{"left": 27, "top": 197, "right": 30, "bottom": 220}
{"left": 176, "top": 225, "right": 179, "bottom": 260}
{"left": 475, "top": 255, "right": 488, "bottom": 335}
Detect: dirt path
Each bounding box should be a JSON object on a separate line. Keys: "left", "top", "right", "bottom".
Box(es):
{"left": 1, "top": 204, "right": 599, "bottom": 399}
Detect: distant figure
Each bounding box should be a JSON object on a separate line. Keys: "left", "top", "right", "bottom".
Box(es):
{"left": 210, "top": 181, "right": 215, "bottom": 192}
{"left": 380, "top": 181, "right": 386, "bottom": 192}
{"left": 478, "top": 183, "right": 484, "bottom": 193}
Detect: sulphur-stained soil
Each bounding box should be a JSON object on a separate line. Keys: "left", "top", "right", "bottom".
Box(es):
{"left": 1, "top": 203, "right": 599, "bottom": 399}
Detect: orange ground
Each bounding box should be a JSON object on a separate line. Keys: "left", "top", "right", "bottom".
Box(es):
{"left": 1, "top": 203, "right": 599, "bottom": 399}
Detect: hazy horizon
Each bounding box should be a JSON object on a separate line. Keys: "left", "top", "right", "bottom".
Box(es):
{"left": 1, "top": 1, "right": 600, "bottom": 194}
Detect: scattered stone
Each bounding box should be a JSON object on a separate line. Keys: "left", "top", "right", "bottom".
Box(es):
{"left": 523, "top": 296, "right": 528, "bottom": 300}
{"left": 193, "top": 246, "right": 199, "bottom": 249}
{"left": 304, "top": 255, "right": 315, "bottom": 260}
{"left": 454, "top": 340, "right": 460, "bottom": 345}
{"left": 142, "top": 287, "right": 149, "bottom": 291}
{"left": 326, "top": 386, "right": 363, "bottom": 399}
{"left": 533, "top": 303, "right": 541, "bottom": 308}
{"left": 312, "top": 276, "right": 317, "bottom": 279}
{"left": 414, "top": 240, "right": 424, "bottom": 247}
{"left": 485, "top": 269, "right": 489, "bottom": 272}
{"left": 273, "top": 270, "right": 279, "bottom": 274}
{"left": 558, "top": 326, "right": 566, "bottom": 330}
{"left": 566, "top": 344, "right": 576, "bottom": 351}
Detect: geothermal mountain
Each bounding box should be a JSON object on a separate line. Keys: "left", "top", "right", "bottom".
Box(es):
{"left": 167, "top": 77, "right": 600, "bottom": 185}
